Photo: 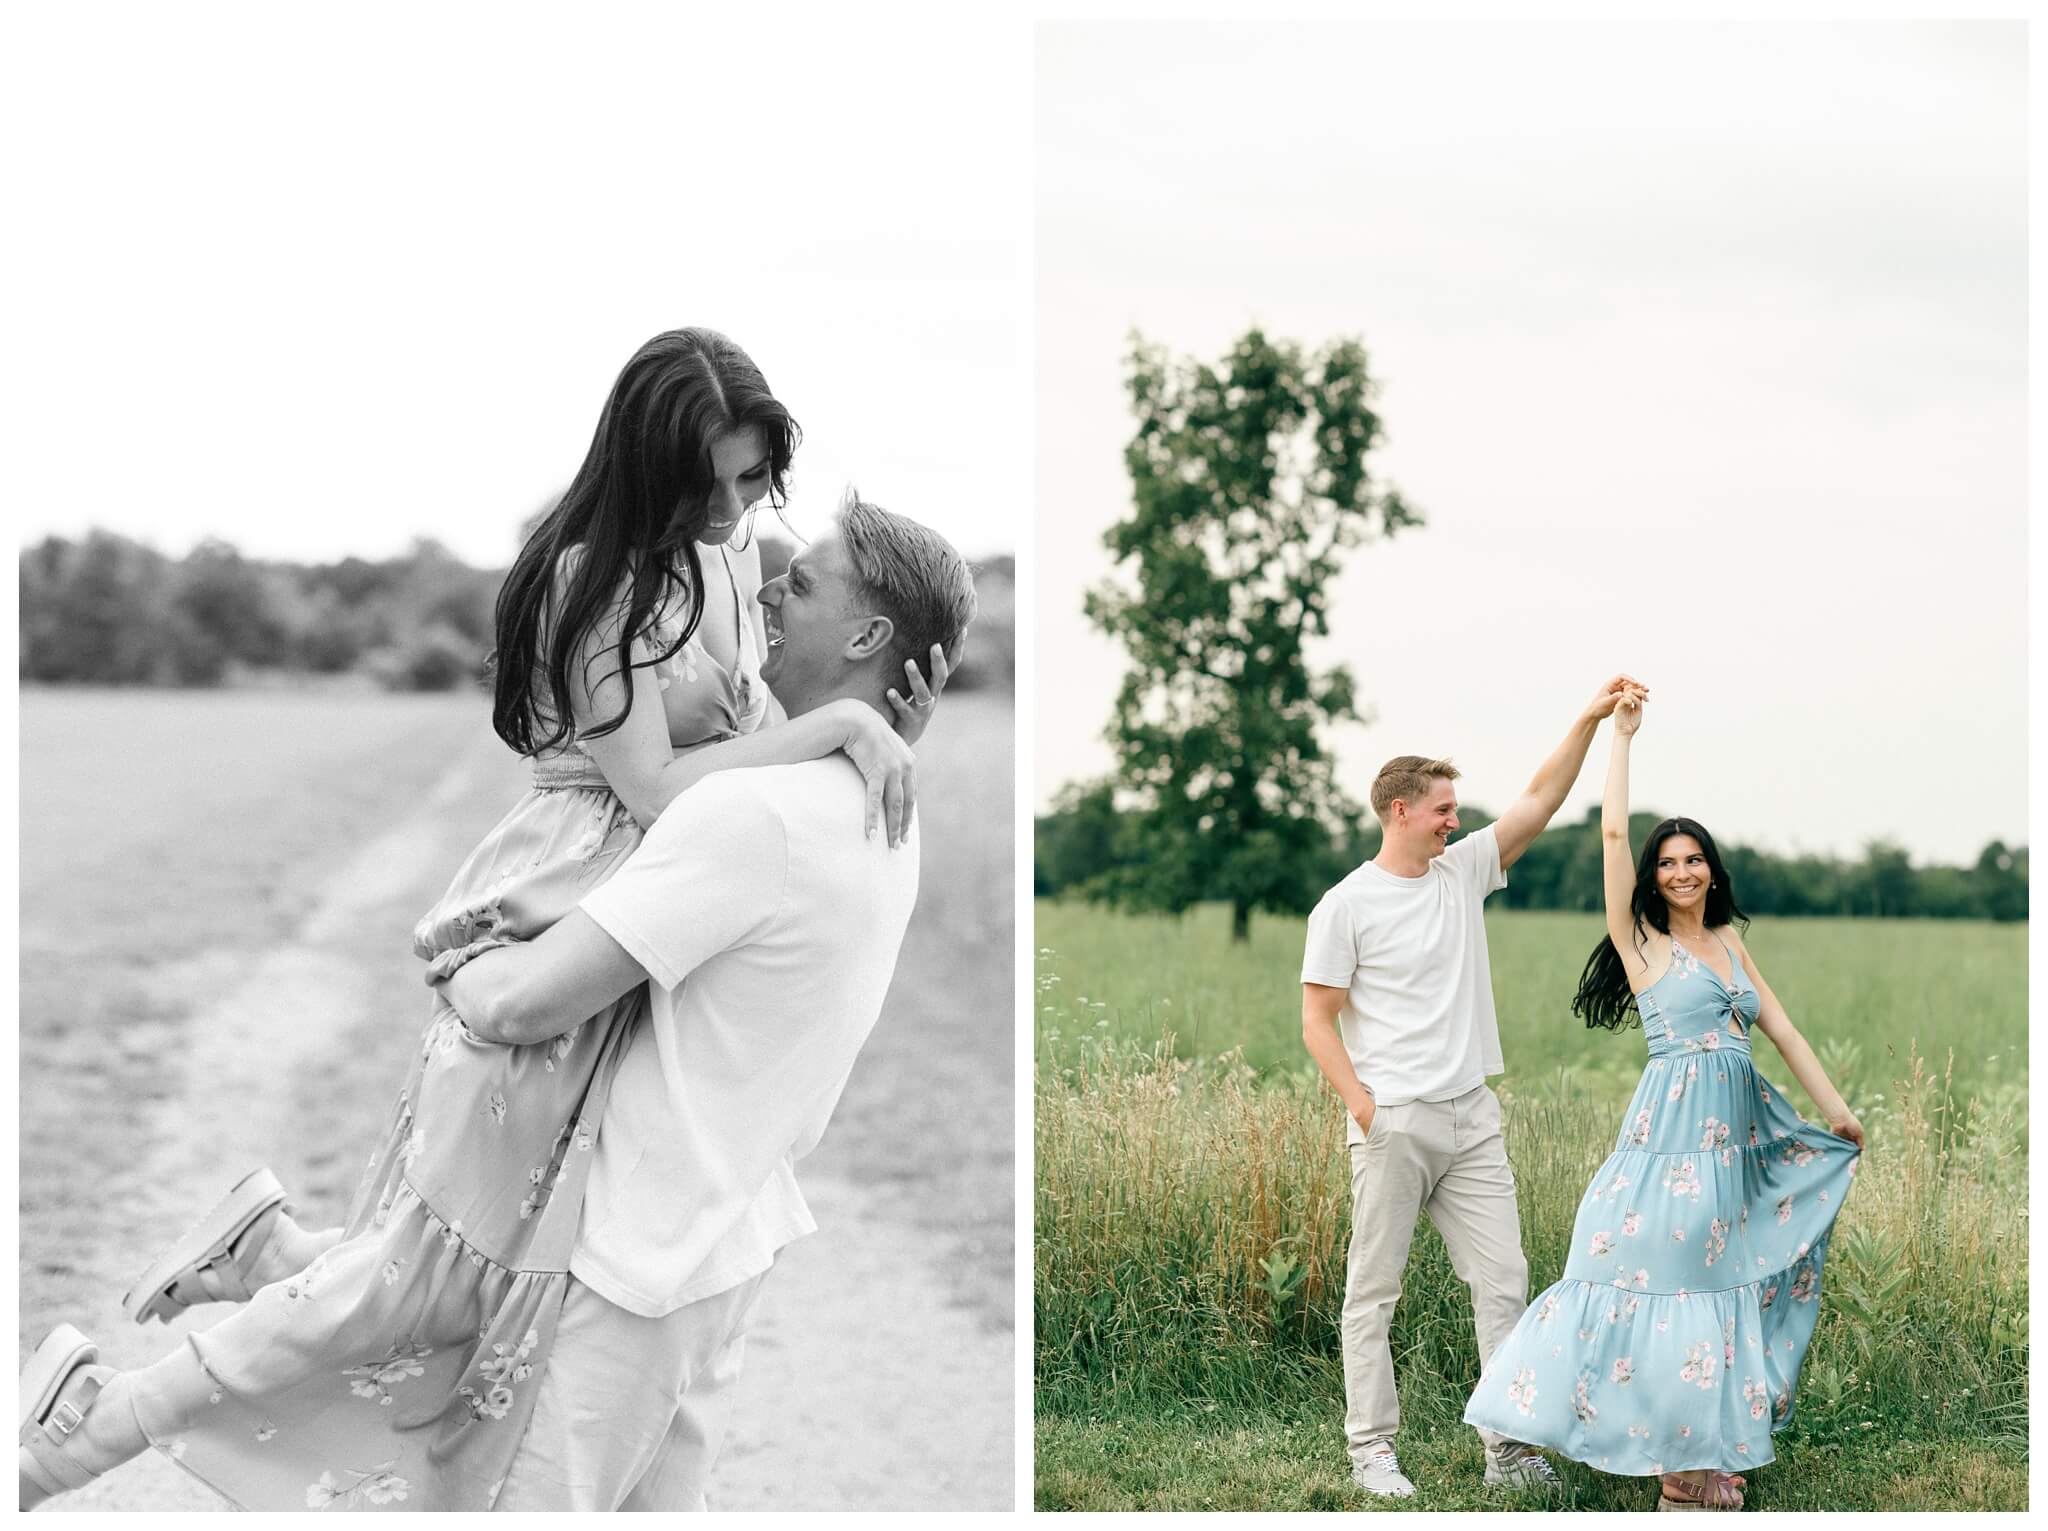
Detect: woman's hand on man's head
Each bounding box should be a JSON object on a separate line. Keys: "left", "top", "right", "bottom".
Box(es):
{"left": 833, "top": 699, "right": 919, "bottom": 847}
{"left": 887, "top": 643, "right": 952, "bottom": 745}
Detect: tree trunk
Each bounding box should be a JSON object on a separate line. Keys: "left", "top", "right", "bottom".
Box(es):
{"left": 1232, "top": 900, "right": 1251, "bottom": 943}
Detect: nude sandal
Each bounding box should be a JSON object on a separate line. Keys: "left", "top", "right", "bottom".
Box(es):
{"left": 122, "top": 1167, "right": 288, "bottom": 1324}
{"left": 1657, "top": 1470, "right": 1744, "bottom": 1510}
{"left": 18, "top": 1325, "right": 112, "bottom": 1506}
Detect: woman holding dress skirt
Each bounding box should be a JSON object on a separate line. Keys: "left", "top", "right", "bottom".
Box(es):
{"left": 1463, "top": 684, "right": 1863, "bottom": 1511}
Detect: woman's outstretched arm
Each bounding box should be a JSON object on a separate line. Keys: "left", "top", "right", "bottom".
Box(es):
{"left": 1490, "top": 675, "right": 1641, "bottom": 870}
{"left": 1602, "top": 686, "right": 1652, "bottom": 986}
{"left": 1727, "top": 932, "right": 1865, "bottom": 1148}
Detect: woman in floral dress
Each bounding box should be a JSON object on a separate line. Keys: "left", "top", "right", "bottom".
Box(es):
{"left": 19, "top": 328, "right": 946, "bottom": 1511}
{"left": 1464, "top": 685, "right": 1863, "bottom": 1511}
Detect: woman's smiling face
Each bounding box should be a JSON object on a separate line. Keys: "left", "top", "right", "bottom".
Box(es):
{"left": 692, "top": 426, "right": 773, "bottom": 547}
{"left": 1655, "top": 834, "right": 1710, "bottom": 913}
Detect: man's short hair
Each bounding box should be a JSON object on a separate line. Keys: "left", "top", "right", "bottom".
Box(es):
{"left": 836, "top": 488, "right": 977, "bottom": 678}
{"left": 1371, "top": 755, "right": 1459, "bottom": 821}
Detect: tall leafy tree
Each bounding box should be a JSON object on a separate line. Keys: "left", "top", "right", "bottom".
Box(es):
{"left": 1085, "top": 328, "right": 1422, "bottom": 941}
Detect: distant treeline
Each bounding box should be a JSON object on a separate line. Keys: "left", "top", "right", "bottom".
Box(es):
{"left": 20, "top": 531, "right": 498, "bottom": 690}
{"left": 20, "top": 529, "right": 1014, "bottom": 694}
{"left": 1037, "top": 788, "right": 2028, "bottom": 922}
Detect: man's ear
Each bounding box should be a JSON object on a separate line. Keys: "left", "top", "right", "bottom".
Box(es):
{"left": 843, "top": 614, "right": 896, "bottom": 661}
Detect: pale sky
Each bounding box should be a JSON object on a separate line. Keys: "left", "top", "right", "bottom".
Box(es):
{"left": 8, "top": 8, "right": 1026, "bottom": 566}
{"left": 1035, "top": 19, "right": 2027, "bottom": 867}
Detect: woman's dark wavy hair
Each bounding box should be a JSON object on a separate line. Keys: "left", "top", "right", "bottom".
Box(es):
{"left": 492, "top": 329, "right": 799, "bottom": 756}
{"left": 1571, "top": 817, "right": 1749, "bottom": 1032}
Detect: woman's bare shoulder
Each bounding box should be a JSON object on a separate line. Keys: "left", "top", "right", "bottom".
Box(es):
{"left": 550, "top": 542, "right": 664, "bottom": 617}
{"left": 1623, "top": 923, "right": 1673, "bottom": 993}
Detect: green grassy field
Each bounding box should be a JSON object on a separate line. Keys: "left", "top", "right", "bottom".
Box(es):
{"left": 1035, "top": 902, "right": 2027, "bottom": 1100}
{"left": 1034, "top": 899, "right": 2029, "bottom": 1511}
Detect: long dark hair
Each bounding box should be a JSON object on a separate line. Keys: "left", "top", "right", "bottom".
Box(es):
{"left": 492, "top": 329, "right": 800, "bottom": 755}
{"left": 1571, "top": 817, "right": 1749, "bottom": 1031}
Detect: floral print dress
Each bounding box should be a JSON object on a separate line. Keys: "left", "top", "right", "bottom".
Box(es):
{"left": 1463, "top": 935, "right": 1859, "bottom": 1477}
{"left": 152, "top": 552, "right": 768, "bottom": 1510}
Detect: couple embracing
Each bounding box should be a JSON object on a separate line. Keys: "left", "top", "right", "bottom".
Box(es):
{"left": 21, "top": 329, "right": 978, "bottom": 1510}
{"left": 1302, "top": 676, "right": 1863, "bottom": 1512}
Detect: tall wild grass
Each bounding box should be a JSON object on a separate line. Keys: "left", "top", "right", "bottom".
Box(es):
{"left": 1036, "top": 941, "right": 2028, "bottom": 1452}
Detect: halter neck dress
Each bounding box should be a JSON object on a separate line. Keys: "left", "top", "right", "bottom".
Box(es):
{"left": 1463, "top": 932, "right": 1860, "bottom": 1477}
{"left": 143, "top": 547, "right": 769, "bottom": 1511}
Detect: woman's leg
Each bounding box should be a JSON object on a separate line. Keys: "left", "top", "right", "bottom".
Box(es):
{"left": 244, "top": 1206, "right": 344, "bottom": 1286}
{"left": 123, "top": 1341, "right": 222, "bottom": 1449}
{"left": 156, "top": 1204, "right": 344, "bottom": 1311}
{"left": 1660, "top": 1470, "right": 1743, "bottom": 1507}
{"left": 17, "top": 1351, "right": 207, "bottom": 1509}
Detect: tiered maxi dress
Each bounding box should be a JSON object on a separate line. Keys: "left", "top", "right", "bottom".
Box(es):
{"left": 1463, "top": 935, "right": 1860, "bottom": 1477}
{"left": 142, "top": 554, "right": 768, "bottom": 1511}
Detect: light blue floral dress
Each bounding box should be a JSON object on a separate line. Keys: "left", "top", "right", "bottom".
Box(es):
{"left": 1463, "top": 934, "right": 1860, "bottom": 1477}
{"left": 147, "top": 552, "right": 768, "bottom": 1510}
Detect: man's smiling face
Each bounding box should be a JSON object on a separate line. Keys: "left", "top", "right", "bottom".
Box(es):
{"left": 1407, "top": 777, "right": 1460, "bottom": 859}
{"left": 756, "top": 527, "right": 865, "bottom": 715}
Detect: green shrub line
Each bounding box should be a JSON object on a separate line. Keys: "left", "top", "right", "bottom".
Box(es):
{"left": 19, "top": 530, "right": 1017, "bottom": 693}
{"left": 1038, "top": 799, "right": 2029, "bottom": 922}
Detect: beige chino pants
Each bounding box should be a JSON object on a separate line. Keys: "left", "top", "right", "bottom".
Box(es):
{"left": 1341, "top": 1083, "right": 1529, "bottom": 1462}
{"left": 494, "top": 1269, "right": 770, "bottom": 1511}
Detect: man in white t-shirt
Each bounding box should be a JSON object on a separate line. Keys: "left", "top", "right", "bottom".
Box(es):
{"left": 1300, "top": 676, "right": 1641, "bottom": 1500}
{"left": 437, "top": 494, "right": 977, "bottom": 1510}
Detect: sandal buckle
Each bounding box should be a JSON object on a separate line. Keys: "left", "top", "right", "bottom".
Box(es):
{"left": 49, "top": 1401, "right": 85, "bottom": 1437}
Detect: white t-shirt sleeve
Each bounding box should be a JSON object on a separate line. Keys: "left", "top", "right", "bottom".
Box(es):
{"left": 1442, "top": 822, "right": 1508, "bottom": 898}
{"left": 1300, "top": 891, "right": 1359, "bottom": 987}
{"left": 579, "top": 773, "right": 789, "bottom": 990}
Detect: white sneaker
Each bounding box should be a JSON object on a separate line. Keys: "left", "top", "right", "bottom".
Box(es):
{"left": 1484, "top": 1442, "right": 1560, "bottom": 1488}
{"left": 1351, "top": 1445, "right": 1416, "bottom": 1498}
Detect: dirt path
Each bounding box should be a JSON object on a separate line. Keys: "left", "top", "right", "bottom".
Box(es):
{"left": 22, "top": 692, "right": 1013, "bottom": 1512}
{"left": 35, "top": 741, "right": 517, "bottom": 1513}
{"left": 721, "top": 1172, "right": 1012, "bottom": 1510}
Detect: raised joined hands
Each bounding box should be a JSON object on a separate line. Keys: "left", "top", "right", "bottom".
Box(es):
{"left": 1585, "top": 673, "right": 1649, "bottom": 723}
{"left": 1613, "top": 680, "right": 1648, "bottom": 738}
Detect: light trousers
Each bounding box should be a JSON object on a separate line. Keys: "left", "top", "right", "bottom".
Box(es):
{"left": 493, "top": 1269, "right": 769, "bottom": 1511}
{"left": 1341, "top": 1084, "right": 1530, "bottom": 1462}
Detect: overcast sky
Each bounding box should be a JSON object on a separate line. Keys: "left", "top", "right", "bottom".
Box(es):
{"left": 1036, "top": 19, "right": 2027, "bottom": 867}
{"left": 9, "top": 9, "right": 1025, "bottom": 567}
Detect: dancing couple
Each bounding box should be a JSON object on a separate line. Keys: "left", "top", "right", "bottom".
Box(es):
{"left": 1302, "top": 676, "right": 1862, "bottom": 1511}
{"left": 20, "top": 329, "right": 978, "bottom": 1511}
